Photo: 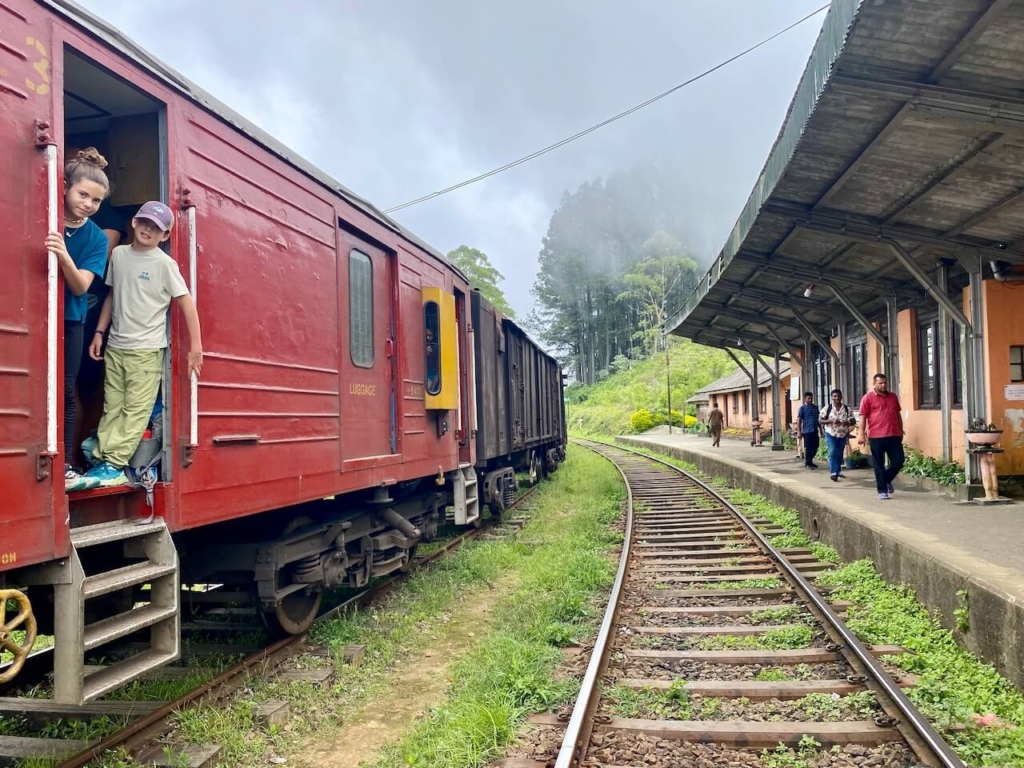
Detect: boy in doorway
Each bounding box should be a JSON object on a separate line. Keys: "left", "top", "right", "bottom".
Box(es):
{"left": 85, "top": 201, "right": 203, "bottom": 487}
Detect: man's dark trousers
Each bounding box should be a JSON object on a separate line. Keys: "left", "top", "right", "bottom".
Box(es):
{"left": 869, "top": 436, "right": 905, "bottom": 493}
{"left": 802, "top": 432, "right": 819, "bottom": 467}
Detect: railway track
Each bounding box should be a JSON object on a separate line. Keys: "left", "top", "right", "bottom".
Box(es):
{"left": 0, "top": 485, "right": 538, "bottom": 767}
{"left": 538, "top": 440, "right": 964, "bottom": 768}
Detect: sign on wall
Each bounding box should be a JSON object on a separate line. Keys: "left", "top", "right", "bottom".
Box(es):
{"left": 1005, "top": 383, "right": 1024, "bottom": 401}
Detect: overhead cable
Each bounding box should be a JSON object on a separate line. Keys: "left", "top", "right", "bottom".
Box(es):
{"left": 383, "top": 3, "right": 829, "bottom": 214}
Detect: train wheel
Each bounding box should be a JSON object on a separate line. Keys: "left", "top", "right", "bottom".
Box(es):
{"left": 0, "top": 589, "right": 37, "bottom": 684}
{"left": 260, "top": 516, "right": 323, "bottom": 636}
{"left": 528, "top": 453, "right": 540, "bottom": 486}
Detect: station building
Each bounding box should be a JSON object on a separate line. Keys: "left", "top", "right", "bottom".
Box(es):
{"left": 667, "top": 0, "right": 1024, "bottom": 493}
{"left": 689, "top": 364, "right": 794, "bottom": 432}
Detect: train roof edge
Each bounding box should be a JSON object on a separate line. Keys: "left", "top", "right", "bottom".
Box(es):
{"left": 470, "top": 289, "right": 562, "bottom": 371}
{"left": 40, "top": 0, "right": 465, "bottom": 281}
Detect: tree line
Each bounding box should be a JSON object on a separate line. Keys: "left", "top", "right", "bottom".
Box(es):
{"left": 529, "top": 166, "right": 700, "bottom": 384}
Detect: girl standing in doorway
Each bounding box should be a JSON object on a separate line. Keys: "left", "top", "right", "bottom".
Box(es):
{"left": 46, "top": 148, "right": 111, "bottom": 491}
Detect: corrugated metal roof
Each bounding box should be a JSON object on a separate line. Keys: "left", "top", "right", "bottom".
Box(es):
{"left": 666, "top": 0, "right": 1024, "bottom": 355}
{"left": 693, "top": 363, "right": 792, "bottom": 398}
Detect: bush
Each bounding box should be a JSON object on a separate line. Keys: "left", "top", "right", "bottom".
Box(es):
{"left": 650, "top": 409, "right": 685, "bottom": 428}
{"left": 630, "top": 409, "right": 655, "bottom": 433}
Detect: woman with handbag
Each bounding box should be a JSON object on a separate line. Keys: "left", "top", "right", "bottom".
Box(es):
{"left": 820, "top": 389, "right": 854, "bottom": 482}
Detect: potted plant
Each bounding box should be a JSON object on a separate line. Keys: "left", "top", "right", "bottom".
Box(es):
{"left": 845, "top": 448, "right": 865, "bottom": 470}
{"left": 965, "top": 417, "right": 1002, "bottom": 445}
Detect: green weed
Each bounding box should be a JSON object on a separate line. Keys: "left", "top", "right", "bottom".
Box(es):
{"left": 819, "top": 559, "right": 1024, "bottom": 765}
{"left": 374, "top": 448, "right": 623, "bottom": 768}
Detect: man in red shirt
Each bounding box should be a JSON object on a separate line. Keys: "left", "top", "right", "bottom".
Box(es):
{"left": 857, "top": 373, "right": 905, "bottom": 500}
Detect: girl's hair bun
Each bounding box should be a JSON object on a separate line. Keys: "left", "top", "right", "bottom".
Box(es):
{"left": 75, "top": 147, "right": 108, "bottom": 170}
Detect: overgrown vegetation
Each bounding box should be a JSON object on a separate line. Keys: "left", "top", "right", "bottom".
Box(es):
{"left": 566, "top": 337, "right": 735, "bottom": 435}
{"left": 693, "top": 625, "right": 812, "bottom": 650}
{"left": 610, "top": 441, "right": 1024, "bottom": 766}
{"left": 819, "top": 561, "right": 1024, "bottom": 766}
{"left": 903, "top": 447, "right": 965, "bottom": 486}
{"left": 3, "top": 450, "right": 621, "bottom": 768}
{"left": 374, "top": 449, "right": 623, "bottom": 767}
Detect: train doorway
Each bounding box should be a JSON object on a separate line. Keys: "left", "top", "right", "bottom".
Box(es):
{"left": 62, "top": 47, "right": 170, "bottom": 479}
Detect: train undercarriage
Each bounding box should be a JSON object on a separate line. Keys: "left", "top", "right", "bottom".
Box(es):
{"left": 0, "top": 451, "right": 561, "bottom": 703}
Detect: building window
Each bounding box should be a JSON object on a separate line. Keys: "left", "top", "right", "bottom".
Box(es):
{"left": 812, "top": 343, "right": 832, "bottom": 408}
{"left": 741, "top": 390, "right": 748, "bottom": 414}
{"left": 918, "top": 317, "right": 962, "bottom": 408}
{"left": 349, "top": 250, "right": 374, "bottom": 368}
{"left": 846, "top": 342, "right": 867, "bottom": 405}
{"left": 1012, "top": 346, "right": 1024, "bottom": 382}
{"left": 918, "top": 322, "right": 938, "bottom": 408}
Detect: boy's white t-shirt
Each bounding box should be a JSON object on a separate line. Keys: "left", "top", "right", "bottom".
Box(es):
{"left": 105, "top": 245, "right": 189, "bottom": 351}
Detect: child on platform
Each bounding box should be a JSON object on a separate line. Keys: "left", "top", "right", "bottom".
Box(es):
{"left": 85, "top": 201, "right": 203, "bottom": 487}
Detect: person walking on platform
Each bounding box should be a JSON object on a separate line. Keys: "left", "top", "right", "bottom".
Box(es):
{"left": 797, "top": 392, "right": 822, "bottom": 469}
{"left": 858, "top": 373, "right": 905, "bottom": 500}
{"left": 820, "top": 389, "right": 854, "bottom": 482}
{"left": 707, "top": 401, "right": 724, "bottom": 447}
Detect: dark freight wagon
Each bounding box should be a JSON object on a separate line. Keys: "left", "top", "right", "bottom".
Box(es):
{"left": 471, "top": 290, "right": 566, "bottom": 512}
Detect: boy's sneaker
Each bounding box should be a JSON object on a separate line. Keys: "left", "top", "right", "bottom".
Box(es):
{"left": 81, "top": 435, "right": 100, "bottom": 466}
{"left": 878, "top": 492, "right": 890, "bottom": 500}
{"left": 65, "top": 465, "right": 85, "bottom": 492}
{"left": 84, "top": 462, "right": 129, "bottom": 488}
{"left": 65, "top": 465, "right": 100, "bottom": 493}
{"left": 886, "top": 483, "right": 895, "bottom": 496}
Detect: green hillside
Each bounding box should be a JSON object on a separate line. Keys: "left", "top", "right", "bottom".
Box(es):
{"left": 566, "top": 338, "right": 737, "bottom": 436}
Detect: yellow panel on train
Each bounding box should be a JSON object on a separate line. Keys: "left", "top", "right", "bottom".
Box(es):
{"left": 421, "top": 287, "right": 458, "bottom": 410}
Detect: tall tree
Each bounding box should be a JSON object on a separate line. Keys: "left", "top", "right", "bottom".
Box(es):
{"left": 530, "top": 166, "right": 700, "bottom": 383}
{"left": 446, "top": 245, "right": 516, "bottom": 318}
{"left": 618, "top": 232, "right": 699, "bottom": 352}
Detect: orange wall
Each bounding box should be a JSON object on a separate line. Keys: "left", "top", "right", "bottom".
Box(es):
{"left": 982, "top": 281, "right": 1024, "bottom": 475}
{"left": 709, "top": 376, "right": 792, "bottom": 430}
{"left": 895, "top": 308, "right": 965, "bottom": 463}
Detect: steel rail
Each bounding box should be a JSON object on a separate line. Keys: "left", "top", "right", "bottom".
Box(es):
{"left": 553, "top": 443, "right": 634, "bottom": 768}
{"left": 590, "top": 439, "right": 965, "bottom": 768}
{"left": 55, "top": 484, "right": 539, "bottom": 767}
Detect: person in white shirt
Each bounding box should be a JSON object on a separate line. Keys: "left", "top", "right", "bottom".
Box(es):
{"left": 820, "top": 389, "right": 855, "bottom": 482}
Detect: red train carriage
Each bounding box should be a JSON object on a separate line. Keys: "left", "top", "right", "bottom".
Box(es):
{"left": 0, "top": 0, "right": 564, "bottom": 705}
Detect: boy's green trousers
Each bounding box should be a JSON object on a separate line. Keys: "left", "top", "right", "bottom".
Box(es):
{"left": 97, "top": 347, "right": 163, "bottom": 467}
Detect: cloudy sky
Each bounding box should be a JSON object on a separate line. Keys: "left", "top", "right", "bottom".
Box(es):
{"left": 77, "top": 0, "right": 826, "bottom": 316}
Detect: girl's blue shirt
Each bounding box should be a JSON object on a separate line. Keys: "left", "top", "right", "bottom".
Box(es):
{"left": 63, "top": 218, "right": 108, "bottom": 324}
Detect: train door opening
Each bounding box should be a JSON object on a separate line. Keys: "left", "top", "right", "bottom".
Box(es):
{"left": 339, "top": 230, "right": 397, "bottom": 464}
{"left": 62, "top": 48, "right": 169, "bottom": 481}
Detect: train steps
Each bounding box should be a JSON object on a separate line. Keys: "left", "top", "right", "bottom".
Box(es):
{"left": 54, "top": 520, "right": 180, "bottom": 705}
{"left": 451, "top": 463, "right": 481, "bottom": 526}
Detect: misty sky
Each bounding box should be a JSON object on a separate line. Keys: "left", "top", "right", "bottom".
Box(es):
{"left": 77, "top": 0, "right": 826, "bottom": 316}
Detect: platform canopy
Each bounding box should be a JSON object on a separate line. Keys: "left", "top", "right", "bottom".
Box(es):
{"left": 666, "top": 0, "right": 1024, "bottom": 355}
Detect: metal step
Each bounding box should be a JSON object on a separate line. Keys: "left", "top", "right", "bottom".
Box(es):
{"left": 71, "top": 519, "right": 166, "bottom": 549}
{"left": 84, "top": 562, "right": 177, "bottom": 600}
{"left": 83, "top": 649, "right": 179, "bottom": 702}
{"left": 84, "top": 603, "right": 178, "bottom": 651}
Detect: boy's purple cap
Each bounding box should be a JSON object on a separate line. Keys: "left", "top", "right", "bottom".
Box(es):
{"left": 135, "top": 201, "right": 172, "bottom": 231}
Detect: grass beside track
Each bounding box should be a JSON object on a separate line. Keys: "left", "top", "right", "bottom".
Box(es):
{"left": 372, "top": 447, "right": 623, "bottom": 768}
{"left": 0, "top": 449, "right": 622, "bottom": 768}
{"left": 599, "top": 437, "right": 1024, "bottom": 767}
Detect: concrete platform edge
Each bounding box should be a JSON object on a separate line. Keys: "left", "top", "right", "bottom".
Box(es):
{"left": 618, "top": 435, "right": 1024, "bottom": 690}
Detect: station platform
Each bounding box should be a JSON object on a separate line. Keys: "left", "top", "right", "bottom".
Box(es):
{"left": 617, "top": 431, "right": 1024, "bottom": 690}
